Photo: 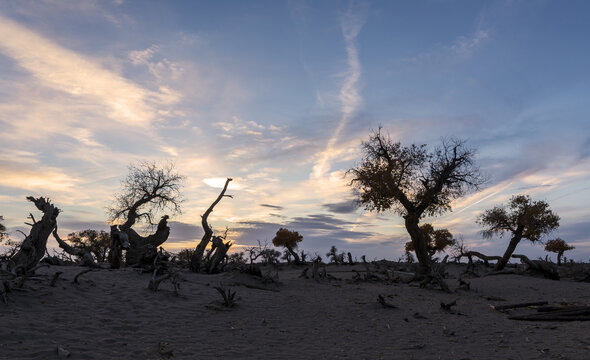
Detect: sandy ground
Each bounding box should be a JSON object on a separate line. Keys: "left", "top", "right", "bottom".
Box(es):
{"left": 2, "top": 263, "right": 590, "bottom": 360}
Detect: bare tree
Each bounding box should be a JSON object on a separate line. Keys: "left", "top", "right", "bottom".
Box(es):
{"left": 478, "top": 194, "right": 560, "bottom": 271}
{"left": 272, "top": 228, "right": 303, "bottom": 265}
{"left": 544, "top": 238, "right": 574, "bottom": 266}
{"left": 349, "top": 128, "right": 485, "bottom": 276}
{"left": 11, "top": 197, "right": 60, "bottom": 273}
{"left": 108, "top": 161, "right": 184, "bottom": 266}
{"left": 190, "top": 178, "right": 233, "bottom": 272}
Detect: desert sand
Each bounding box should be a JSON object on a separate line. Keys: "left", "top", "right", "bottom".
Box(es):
{"left": 2, "top": 263, "right": 590, "bottom": 360}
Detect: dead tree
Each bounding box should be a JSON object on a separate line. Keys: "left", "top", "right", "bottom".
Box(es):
{"left": 512, "top": 254, "right": 560, "bottom": 280}
{"left": 11, "top": 197, "right": 59, "bottom": 274}
{"left": 349, "top": 129, "right": 485, "bottom": 285}
{"left": 347, "top": 252, "right": 354, "bottom": 265}
{"left": 206, "top": 234, "right": 232, "bottom": 273}
{"left": 108, "top": 225, "right": 129, "bottom": 269}
{"left": 190, "top": 178, "right": 233, "bottom": 272}
{"left": 124, "top": 215, "right": 171, "bottom": 266}
{"left": 459, "top": 251, "right": 502, "bottom": 272}
{"left": 107, "top": 161, "right": 184, "bottom": 266}
{"left": 52, "top": 227, "right": 97, "bottom": 267}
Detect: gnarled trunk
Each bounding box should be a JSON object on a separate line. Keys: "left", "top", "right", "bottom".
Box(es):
{"left": 11, "top": 197, "right": 59, "bottom": 274}
{"left": 286, "top": 245, "right": 301, "bottom": 265}
{"left": 495, "top": 234, "right": 522, "bottom": 271}
{"left": 52, "top": 228, "right": 96, "bottom": 267}
{"left": 123, "top": 215, "right": 170, "bottom": 266}
{"left": 207, "top": 236, "right": 232, "bottom": 273}
{"left": 190, "top": 178, "right": 232, "bottom": 272}
{"left": 404, "top": 213, "right": 431, "bottom": 275}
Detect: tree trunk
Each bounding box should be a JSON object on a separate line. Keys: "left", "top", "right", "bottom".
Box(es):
{"left": 124, "top": 215, "right": 170, "bottom": 266}
{"left": 557, "top": 251, "right": 563, "bottom": 266}
{"left": 11, "top": 197, "right": 59, "bottom": 274}
{"left": 207, "top": 236, "right": 232, "bottom": 273}
{"left": 108, "top": 225, "right": 128, "bottom": 269}
{"left": 287, "top": 246, "right": 301, "bottom": 265}
{"left": 190, "top": 178, "right": 232, "bottom": 272}
{"left": 495, "top": 235, "right": 522, "bottom": 271}
{"left": 404, "top": 213, "right": 431, "bottom": 275}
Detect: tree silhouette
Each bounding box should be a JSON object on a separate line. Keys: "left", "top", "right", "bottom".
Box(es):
{"left": 66, "top": 229, "right": 111, "bottom": 263}
{"left": 272, "top": 228, "right": 303, "bottom": 265}
{"left": 11, "top": 197, "right": 60, "bottom": 273}
{"left": 478, "top": 194, "right": 560, "bottom": 270}
{"left": 544, "top": 238, "right": 574, "bottom": 266}
{"left": 349, "top": 128, "right": 485, "bottom": 276}
{"left": 0, "top": 216, "right": 6, "bottom": 241}
{"left": 326, "top": 245, "right": 345, "bottom": 264}
{"left": 404, "top": 223, "right": 455, "bottom": 259}
{"left": 108, "top": 161, "right": 184, "bottom": 266}
{"left": 190, "top": 178, "right": 233, "bottom": 272}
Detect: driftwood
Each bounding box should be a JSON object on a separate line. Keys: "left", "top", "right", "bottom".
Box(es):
{"left": 0, "top": 281, "right": 9, "bottom": 304}
{"left": 492, "top": 301, "right": 549, "bottom": 311}
{"left": 417, "top": 262, "right": 451, "bottom": 293}
{"left": 459, "top": 251, "right": 502, "bottom": 274}
{"left": 440, "top": 300, "right": 457, "bottom": 311}
{"left": 511, "top": 254, "right": 559, "bottom": 280}
{"left": 0, "top": 262, "right": 49, "bottom": 303}
{"left": 73, "top": 269, "right": 93, "bottom": 284}
{"left": 190, "top": 178, "right": 232, "bottom": 272}
{"left": 50, "top": 271, "right": 63, "bottom": 287}
{"left": 377, "top": 294, "right": 397, "bottom": 309}
{"left": 462, "top": 251, "right": 501, "bottom": 266}
{"left": 147, "top": 248, "right": 179, "bottom": 294}
{"left": 148, "top": 271, "right": 172, "bottom": 292}
{"left": 508, "top": 304, "right": 590, "bottom": 321}
{"left": 11, "top": 197, "right": 60, "bottom": 274}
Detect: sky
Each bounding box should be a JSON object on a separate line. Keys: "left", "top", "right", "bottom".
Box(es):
{"left": 1, "top": 0, "right": 589, "bottom": 262}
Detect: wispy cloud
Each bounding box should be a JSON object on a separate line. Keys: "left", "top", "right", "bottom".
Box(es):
{"left": 260, "top": 204, "right": 284, "bottom": 210}
{"left": 402, "top": 28, "right": 489, "bottom": 65}
{"left": 0, "top": 15, "right": 179, "bottom": 127}
{"left": 311, "top": 4, "right": 364, "bottom": 180}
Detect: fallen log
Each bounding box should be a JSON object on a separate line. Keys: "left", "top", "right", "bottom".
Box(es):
{"left": 377, "top": 294, "right": 397, "bottom": 309}
{"left": 73, "top": 269, "right": 93, "bottom": 284}
{"left": 510, "top": 315, "right": 590, "bottom": 321}
{"left": 511, "top": 254, "right": 560, "bottom": 280}
{"left": 492, "top": 301, "right": 549, "bottom": 311}
{"left": 50, "top": 271, "right": 63, "bottom": 287}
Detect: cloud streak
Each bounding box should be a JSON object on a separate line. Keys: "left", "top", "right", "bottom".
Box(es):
{"left": 311, "top": 5, "right": 364, "bottom": 180}
{"left": 0, "top": 14, "right": 178, "bottom": 127}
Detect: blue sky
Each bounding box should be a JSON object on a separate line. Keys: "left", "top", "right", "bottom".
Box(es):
{"left": 1, "top": 0, "right": 589, "bottom": 261}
